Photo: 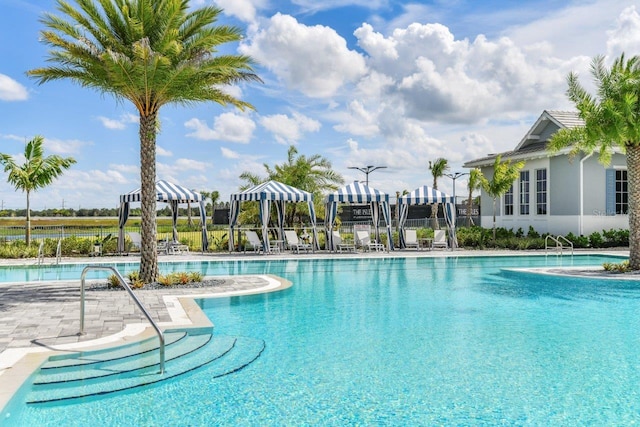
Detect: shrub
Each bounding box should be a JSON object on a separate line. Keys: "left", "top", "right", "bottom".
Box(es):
{"left": 589, "top": 231, "right": 604, "bottom": 248}
{"left": 603, "top": 260, "right": 631, "bottom": 272}
{"left": 527, "top": 226, "right": 540, "bottom": 238}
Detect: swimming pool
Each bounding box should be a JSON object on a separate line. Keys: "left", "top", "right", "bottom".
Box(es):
{"left": 3, "top": 254, "right": 639, "bottom": 425}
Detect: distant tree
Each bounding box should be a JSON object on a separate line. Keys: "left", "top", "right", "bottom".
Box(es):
{"left": 549, "top": 53, "right": 640, "bottom": 269}
{"left": 428, "top": 158, "right": 449, "bottom": 229}
{"left": 0, "top": 136, "right": 76, "bottom": 245}
{"left": 480, "top": 156, "right": 524, "bottom": 241}
{"left": 466, "top": 168, "right": 483, "bottom": 226}
{"left": 28, "top": 0, "right": 260, "bottom": 282}
{"left": 239, "top": 146, "right": 344, "bottom": 226}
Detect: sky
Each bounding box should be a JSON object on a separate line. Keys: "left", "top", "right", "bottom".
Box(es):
{"left": 1, "top": 0, "right": 640, "bottom": 210}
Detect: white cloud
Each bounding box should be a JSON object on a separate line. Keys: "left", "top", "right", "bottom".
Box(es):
{"left": 606, "top": 6, "right": 640, "bottom": 58}
{"left": 185, "top": 112, "right": 255, "bottom": 143}
{"left": 240, "top": 13, "right": 367, "bottom": 98}
{"left": 0, "top": 74, "right": 28, "bottom": 101}
{"left": 221, "top": 147, "right": 240, "bottom": 159}
{"left": 97, "top": 113, "right": 139, "bottom": 130}
{"left": 157, "top": 146, "right": 173, "bottom": 157}
{"left": 259, "top": 111, "right": 321, "bottom": 144}
{"left": 45, "top": 138, "right": 89, "bottom": 155}
{"left": 214, "top": 0, "right": 267, "bottom": 23}
{"left": 111, "top": 164, "right": 139, "bottom": 174}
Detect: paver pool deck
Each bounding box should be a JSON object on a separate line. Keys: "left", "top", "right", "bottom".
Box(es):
{"left": 0, "top": 248, "right": 630, "bottom": 409}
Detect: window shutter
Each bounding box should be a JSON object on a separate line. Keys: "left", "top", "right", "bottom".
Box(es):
{"left": 605, "top": 169, "right": 615, "bottom": 216}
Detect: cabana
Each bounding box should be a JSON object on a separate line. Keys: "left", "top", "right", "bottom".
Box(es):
{"left": 398, "top": 186, "right": 457, "bottom": 249}
{"left": 118, "top": 180, "right": 208, "bottom": 253}
{"left": 228, "top": 180, "right": 318, "bottom": 252}
{"left": 325, "top": 181, "right": 393, "bottom": 251}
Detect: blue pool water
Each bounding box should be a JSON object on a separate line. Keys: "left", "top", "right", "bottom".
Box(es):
{"left": 4, "top": 254, "right": 640, "bottom": 425}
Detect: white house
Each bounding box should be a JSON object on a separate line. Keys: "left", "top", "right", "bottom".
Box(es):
{"left": 463, "top": 110, "right": 628, "bottom": 236}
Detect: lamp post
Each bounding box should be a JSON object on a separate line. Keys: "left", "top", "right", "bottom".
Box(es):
{"left": 444, "top": 171, "right": 469, "bottom": 204}
{"left": 348, "top": 165, "right": 387, "bottom": 186}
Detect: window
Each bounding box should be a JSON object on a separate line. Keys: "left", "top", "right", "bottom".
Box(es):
{"left": 519, "top": 171, "right": 529, "bottom": 215}
{"left": 536, "top": 168, "right": 547, "bottom": 215}
{"left": 616, "top": 169, "right": 628, "bottom": 214}
{"left": 504, "top": 185, "right": 514, "bottom": 215}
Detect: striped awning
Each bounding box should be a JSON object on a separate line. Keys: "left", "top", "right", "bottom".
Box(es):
{"left": 120, "top": 180, "right": 204, "bottom": 203}
{"left": 398, "top": 186, "right": 454, "bottom": 205}
{"left": 324, "top": 181, "right": 389, "bottom": 203}
{"left": 230, "top": 180, "right": 313, "bottom": 202}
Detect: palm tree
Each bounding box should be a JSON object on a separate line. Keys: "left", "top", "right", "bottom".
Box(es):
{"left": 0, "top": 136, "right": 76, "bottom": 245}
{"left": 239, "top": 146, "right": 344, "bottom": 226}
{"left": 466, "top": 168, "right": 483, "bottom": 226}
{"left": 480, "top": 155, "right": 524, "bottom": 241}
{"left": 28, "top": 0, "right": 260, "bottom": 282}
{"left": 549, "top": 53, "right": 640, "bottom": 269}
{"left": 428, "top": 158, "right": 449, "bottom": 229}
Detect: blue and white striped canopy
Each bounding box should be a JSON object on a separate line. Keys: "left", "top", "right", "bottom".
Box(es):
{"left": 120, "top": 180, "right": 204, "bottom": 203}
{"left": 398, "top": 186, "right": 454, "bottom": 205}
{"left": 231, "top": 180, "right": 313, "bottom": 202}
{"left": 325, "top": 181, "right": 389, "bottom": 203}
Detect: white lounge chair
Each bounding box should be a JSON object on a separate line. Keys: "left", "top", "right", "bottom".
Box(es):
{"left": 244, "top": 230, "right": 264, "bottom": 253}
{"left": 332, "top": 231, "right": 356, "bottom": 253}
{"left": 404, "top": 229, "right": 420, "bottom": 250}
{"left": 127, "top": 232, "right": 142, "bottom": 253}
{"left": 432, "top": 229, "right": 448, "bottom": 249}
{"left": 355, "top": 230, "right": 385, "bottom": 252}
{"left": 284, "top": 230, "right": 312, "bottom": 253}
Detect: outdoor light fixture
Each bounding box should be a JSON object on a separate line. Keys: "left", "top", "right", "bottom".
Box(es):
{"left": 348, "top": 165, "right": 388, "bottom": 186}
{"left": 444, "top": 171, "right": 469, "bottom": 202}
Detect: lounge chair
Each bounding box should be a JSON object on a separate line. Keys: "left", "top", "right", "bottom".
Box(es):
{"left": 284, "top": 230, "right": 312, "bottom": 253}
{"left": 244, "top": 230, "right": 264, "bottom": 253}
{"left": 404, "top": 229, "right": 420, "bottom": 250}
{"left": 432, "top": 229, "right": 448, "bottom": 249}
{"left": 127, "top": 232, "right": 142, "bottom": 253}
{"left": 332, "top": 231, "right": 356, "bottom": 253}
{"left": 355, "top": 230, "right": 385, "bottom": 252}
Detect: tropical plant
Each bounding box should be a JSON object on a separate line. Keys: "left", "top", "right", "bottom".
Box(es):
{"left": 200, "top": 190, "right": 220, "bottom": 225}
{"left": 428, "top": 158, "right": 449, "bottom": 229}
{"left": 466, "top": 168, "right": 483, "bottom": 226}
{"left": 548, "top": 53, "right": 640, "bottom": 269}
{"left": 480, "top": 155, "right": 525, "bottom": 241}
{"left": 0, "top": 136, "right": 76, "bottom": 245}
{"left": 28, "top": 0, "right": 260, "bottom": 282}
{"left": 239, "top": 145, "right": 344, "bottom": 226}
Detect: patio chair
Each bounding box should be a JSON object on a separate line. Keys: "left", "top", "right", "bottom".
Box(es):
{"left": 127, "top": 232, "right": 142, "bottom": 253}
{"left": 284, "top": 230, "right": 312, "bottom": 254}
{"left": 404, "top": 229, "right": 420, "bottom": 250}
{"left": 244, "top": 230, "right": 264, "bottom": 253}
{"left": 332, "top": 231, "right": 356, "bottom": 253}
{"left": 432, "top": 229, "right": 448, "bottom": 250}
{"left": 355, "top": 230, "right": 385, "bottom": 252}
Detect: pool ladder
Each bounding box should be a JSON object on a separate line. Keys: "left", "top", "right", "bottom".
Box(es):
{"left": 545, "top": 235, "right": 574, "bottom": 255}
{"left": 80, "top": 266, "right": 165, "bottom": 374}
{"left": 36, "top": 239, "right": 62, "bottom": 265}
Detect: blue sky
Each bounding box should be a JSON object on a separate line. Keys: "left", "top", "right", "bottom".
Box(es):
{"left": 1, "top": 0, "right": 639, "bottom": 210}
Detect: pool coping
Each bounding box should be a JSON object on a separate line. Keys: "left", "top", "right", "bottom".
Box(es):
{"left": 0, "top": 274, "right": 291, "bottom": 413}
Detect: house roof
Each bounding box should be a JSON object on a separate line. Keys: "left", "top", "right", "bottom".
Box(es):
{"left": 463, "top": 110, "right": 583, "bottom": 168}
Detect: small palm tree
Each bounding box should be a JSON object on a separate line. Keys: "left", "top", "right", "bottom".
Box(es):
{"left": 480, "top": 156, "right": 524, "bottom": 241}
{"left": 28, "top": 0, "right": 260, "bottom": 282}
{"left": 428, "top": 158, "right": 449, "bottom": 229}
{"left": 0, "top": 136, "right": 76, "bottom": 245}
{"left": 549, "top": 53, "right": 640, "bottom": 269}
{"left": 466, "top": 168, "right": 483, "bottom": 226}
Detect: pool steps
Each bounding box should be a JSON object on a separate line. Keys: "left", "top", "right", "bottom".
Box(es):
{"left": 24, "top": 330, "right": 265, "bottom": 405}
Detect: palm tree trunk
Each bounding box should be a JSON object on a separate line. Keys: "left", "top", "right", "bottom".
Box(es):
{"left": 467, "top": 189, "right": 474, "bottom": 226}
{"left": 139, "top": 112, "right": 158, "bottom": 283}
{"left": 25, "top": 190, "right": 31, "bottom": 246}
{"left": 492, "top": 197, "right": 497, "bottom": 242}
{"left": 431, "top": 203, "right": 440, "bottom": 229}
{"left": 627, "top": 145, "right": 640, "bottom": 269}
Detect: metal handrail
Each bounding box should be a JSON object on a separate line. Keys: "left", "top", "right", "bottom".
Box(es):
{"left": 55, "top": 239, "right": 62, "bottom": 264}
{"left": 556, "top": 235, "right": 574, "bottom": 255}
{"left": 545, "top": 235, "right": 574, "bottom": 255}
{"left": 80, "top": 266, "right": 165, "bottom": 374}
{"left": 37, "top": 241, "right": 44, "bottom": 265}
